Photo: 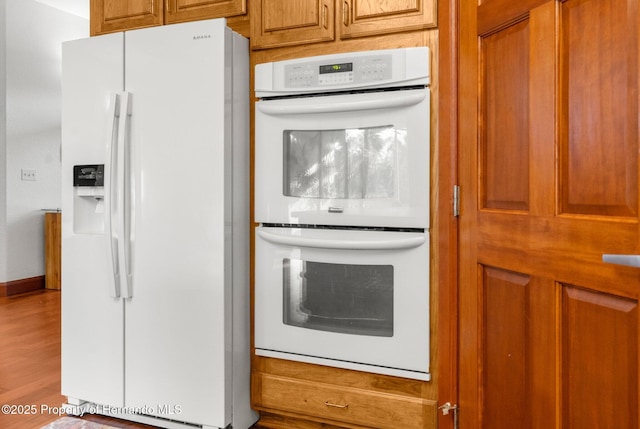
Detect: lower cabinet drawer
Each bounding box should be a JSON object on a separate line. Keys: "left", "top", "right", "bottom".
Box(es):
{"left": 254, "top": 373, "right": 437, "bottom": 429}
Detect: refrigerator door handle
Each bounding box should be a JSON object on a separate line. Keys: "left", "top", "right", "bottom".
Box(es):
{"left": 118, "top": 92, "right": 134, "bottom": 299}
{"left": 104, "top": 93, "right": 122, "bottom": 298}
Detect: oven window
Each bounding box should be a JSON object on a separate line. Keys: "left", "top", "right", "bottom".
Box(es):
{"left": 283, "top": 259, "right": 393, "bottom": 337}
{"left": 283, "top": 126, "right": 405, "bottom": 199}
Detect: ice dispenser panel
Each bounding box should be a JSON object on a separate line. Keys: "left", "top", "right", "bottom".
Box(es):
{"left": 74, "top": 164, "right": 104, "bottom": 192}
{"left": 73, "top": 164, "right": 105, "bottom": 234}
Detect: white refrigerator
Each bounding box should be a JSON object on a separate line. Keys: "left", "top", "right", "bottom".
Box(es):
{"left": 60, "top": 19, "right": 257, "bottom": 429}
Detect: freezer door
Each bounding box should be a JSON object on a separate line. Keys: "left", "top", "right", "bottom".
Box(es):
{"left": 61, "top": 33, "right": 125, "bottom": 407}
{"left": 123, "top": 20, "right": 233, "bottom": 427}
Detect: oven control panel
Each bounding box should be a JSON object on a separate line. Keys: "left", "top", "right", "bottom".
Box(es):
{"left": 284, "top": 54, "right": 393, "bottom": 89}
{"left": 255, "top": 47, "right": 430, "bottom": 97}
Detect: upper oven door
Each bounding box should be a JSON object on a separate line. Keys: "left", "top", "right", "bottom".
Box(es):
{"left": 255, "top": 88, "right": 430, "bottom": 228}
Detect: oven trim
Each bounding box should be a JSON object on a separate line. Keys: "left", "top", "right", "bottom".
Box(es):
{"left": 255, "top": 349, "right": 431, "bottom": 381}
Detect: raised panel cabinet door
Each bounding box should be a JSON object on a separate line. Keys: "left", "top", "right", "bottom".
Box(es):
{"left": 339, "top": 0, "right": 437, "bottom": 39}
{"left": 250, "top": 0, "right": 335, "bottom": 50}
{"left": 459, "top": 0, "right": 640, "bottom": 428}
{"left": 165, "top": 0, "right": 246, "bottom": 24}
{"left": 90, "top": 0, "right": 163, "bottom": 36}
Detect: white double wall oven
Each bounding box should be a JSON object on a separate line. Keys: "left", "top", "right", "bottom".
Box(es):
{"left": 254, "top": 48, "right": 431, "bottom": 381}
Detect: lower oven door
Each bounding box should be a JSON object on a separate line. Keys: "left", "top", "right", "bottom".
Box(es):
{"left": 254, "top": 226, "right": 430, "bottom": 381}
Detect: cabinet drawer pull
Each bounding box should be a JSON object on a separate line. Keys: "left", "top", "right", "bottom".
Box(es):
{"left": 322, "top": 4, "right": 328, "bottom": 29}
{"left": 343, "top": 0, "right": 350, "bottom": 26}
{"left": 325, "top": 401, "right": 349, "bottom": 409}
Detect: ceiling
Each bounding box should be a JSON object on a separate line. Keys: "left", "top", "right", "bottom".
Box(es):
{"left": 34, "top": 0, "right": 88, "bottom": 19}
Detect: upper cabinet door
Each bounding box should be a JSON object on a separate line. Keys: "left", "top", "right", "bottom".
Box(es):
{"left": 339, "top": 0, "right": 437, "bottom": 39}
{"left": 165, "top": 0, "right": 246, "bottom": 24}
{"left": 90, "top": 0, "right": 246, "bottom": 36}
{"left": 250, "top": 0, "right": 437, "bottom": 50}
{"left": 90, "top": 0, "right": 163, "bottom": 36}
{"left": 250, "top": 0, "right": 335, "bottom": 50}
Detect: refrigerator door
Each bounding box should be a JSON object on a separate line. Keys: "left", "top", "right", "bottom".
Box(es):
{"left": 61, "top": 33, "right": 125, "bottom": 407}
{"left": 123, "top": 20, "right": 232, "bottom": 427}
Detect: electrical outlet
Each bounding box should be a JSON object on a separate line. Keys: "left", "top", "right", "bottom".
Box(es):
{"left": 21, "top": 169, "right": 36, "bottom": 181}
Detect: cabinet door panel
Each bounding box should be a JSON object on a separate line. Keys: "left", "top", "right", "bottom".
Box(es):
{"left": 165, "top": 0, "right": 246, "bottom": 24}
{"left": 251, "top": 0, "right": 334, "bottom": 50}
{"left": 340, "top": 0, "right": 436, "bottom": 39}
{"left": 90, "top": 0, "right": 162, "bottom": 36}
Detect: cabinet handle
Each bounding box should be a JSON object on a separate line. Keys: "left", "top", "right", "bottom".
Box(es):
{"left": 322, "top": 4, "right": 328, "bottom": 29}
{"left": 325, "top": 401, "right": 349, "bottom": 409}
{"left": 343, "top": 0, "right": 350, "bottom": 26}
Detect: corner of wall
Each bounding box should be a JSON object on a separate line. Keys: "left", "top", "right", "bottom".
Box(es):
{"left": 0, "top": 0, "right": 8, "bottom": 283}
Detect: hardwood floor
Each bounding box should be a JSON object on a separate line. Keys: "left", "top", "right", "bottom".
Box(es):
{"left": 0, "top": 290, "right": 66, "bottom": 429}
{"left": 0, "top": 290, "right": 264, "bottom": 429}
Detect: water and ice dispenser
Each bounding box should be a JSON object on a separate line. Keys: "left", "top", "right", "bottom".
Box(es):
{"left": 73, "top": 164, "right": 105, "bottom": 233}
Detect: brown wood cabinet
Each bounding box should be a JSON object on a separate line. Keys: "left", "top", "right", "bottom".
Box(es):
{"left": 90, "top": 0, "right": 246, "bottom": 36}
{"left": 250, "top": 0, "right": 335, "bottom": 49}
{"left": 44, "top": 212, "right": 61, "bottom": 290}
{"left": 250, "top": 0, "right": 437, "bottom": 50}
{"left": 165, "top": 0, "right": 246, "bottom": 25}
{"left": 340, "top": 0, "right": 437, "bottom": 40}
{"left": 252, "top": 359, "right": 437, "bottom": 429}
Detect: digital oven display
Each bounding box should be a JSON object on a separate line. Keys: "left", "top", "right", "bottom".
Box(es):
{"left": 319, "top": 62, "right": 353, "bottom": 74}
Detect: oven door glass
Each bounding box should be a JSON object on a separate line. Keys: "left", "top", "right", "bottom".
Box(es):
{"left": 284, "top": 126, "right": 401, "bottom": 200}
{"left": 283, "top": 259, "right": 393, "bottom": 337}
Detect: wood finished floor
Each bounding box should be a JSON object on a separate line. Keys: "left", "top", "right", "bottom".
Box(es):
{"left": 0, "top": 290, "right": 263, "bottom": 429}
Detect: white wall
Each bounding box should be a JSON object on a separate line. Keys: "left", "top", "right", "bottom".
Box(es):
{"left": 1, "top": 0, "right": 87, "bottom": 282}
{"left": 0, "top": 2, "right": 6, "bottom": 282}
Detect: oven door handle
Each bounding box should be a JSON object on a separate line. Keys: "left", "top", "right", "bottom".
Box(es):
{"left": 256, "top": 90, "right": 427, "bottom": 116}
{"left": 257, "top": 229, "right": 425, "bottom": 250}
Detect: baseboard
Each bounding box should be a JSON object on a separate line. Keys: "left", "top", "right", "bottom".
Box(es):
{"left": 0, "top": 276, "right": 46, "bottom": 297}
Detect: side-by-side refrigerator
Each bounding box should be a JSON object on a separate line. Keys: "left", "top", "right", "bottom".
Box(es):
{"left": 61, "top": 19, "right": 257, "bottom": 429}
